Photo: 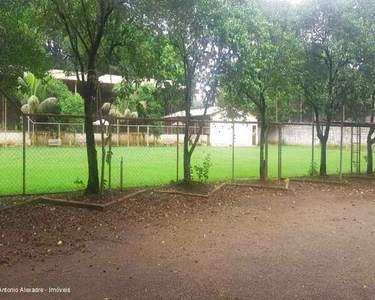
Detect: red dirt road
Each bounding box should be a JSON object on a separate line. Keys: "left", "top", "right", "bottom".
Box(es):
{"left": 1, "top": 183, "right": 375, "bottom": 300}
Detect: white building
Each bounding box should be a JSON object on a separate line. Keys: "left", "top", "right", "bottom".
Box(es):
{"left": 163, "top": 107, "right": 258, "bottom": 147}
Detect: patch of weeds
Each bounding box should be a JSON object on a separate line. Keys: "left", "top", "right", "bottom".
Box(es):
{"left": 74, "top": 177, "right": 85, "bottom": 190}
{"left": 193, "top": 154, "right": 213, "bottom": 182}
{"left": 308, "top": 162, "right": 319, "bottom": 176}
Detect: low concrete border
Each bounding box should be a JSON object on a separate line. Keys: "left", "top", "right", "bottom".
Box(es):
{"left": 208, "top": 183, "right": 229, "bottom": 197}
{"left": 36, "top": 190, "right": 147, "bottom": 211}
{"left": 154, "top": 180, "right": 289, "bottom": 198}
{"left": 290, "top": 178, "right": 349, "bottom": 186}
{"left": 153, "top": 190, "right": 209, "bottom": 199}
{"left": 2, "top": 180, "right": 292, "bottom": 212}
{"left": 346, "top": 175, "right": 375, "bottom": 181}
{"left": 228, "top": 183, "right": 289, "bottom": 191}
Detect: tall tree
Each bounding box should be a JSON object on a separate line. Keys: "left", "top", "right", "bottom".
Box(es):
{"left": 153, "top": 0, "right": 234, "bottom": 184}
{"left": 353, "top": 0, "right": 375, "bottom": 174}
{"left": 221, "top": 0, "right": 298, "bottom": 180}
{"left": 295, "top": 0, "right": 362, "bottom": 175}
{"left": 43, "top": 0, "right": 139, "bottom": 193}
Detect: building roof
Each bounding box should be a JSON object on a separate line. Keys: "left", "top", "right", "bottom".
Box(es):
{"left": 49, "top": 69, "right": 172, "bottom": 87}
{"left": 163, "top": 107, "right": 222, "bottom": 118}
{"left": 163, "top": 107, "right": 257, "bottom": 122}
{"left": 49, "top": 69, "right": 123, "bottom": 85}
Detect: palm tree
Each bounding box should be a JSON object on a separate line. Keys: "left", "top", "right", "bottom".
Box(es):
{"left": 18, "top": 72, "right": 60, "bottom": 114}
{"left": 101, "top": 102, "right": 139, "bottom": 120}
{"left": 17, "top": 72, "right": 46, "bottom": 100}
{"left": 20, "top": 95, "right": 60, "bottom": 114}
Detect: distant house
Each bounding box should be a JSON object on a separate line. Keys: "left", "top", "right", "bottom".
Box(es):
{"left": 49, "top": 69, "right": 123, "bottom": 112}
{"left": 49, "top": 69, "right": 163, "bottom": 113}
{"left": 162, "top": 107, "right": 258, "bottom": 147}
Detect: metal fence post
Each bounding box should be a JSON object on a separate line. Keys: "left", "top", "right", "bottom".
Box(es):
{"left": 265, "top": 126, "right": 269, "bottom": 180}
{"left": 176, "top": 121, "right": 179, "bottom": 182}
{"left": 27, "top": 117, "right": 30, "bottom": 141}
{"left": 339, "top": 105, "right": 344, "bottom": 180}
{"left": 82, "top": 124, "right": 84, "bottom": 147}
{"left": 350, "top": 126, "right": 353, "bottom": 174}
{"left": 58, "top": 124, "right": 61, "bottom": 147}
{"left": 137, "top": 126, "right": 140, "bottom": 147}
{"left": 117, "top": 119, "right": 119, "bottom": 146}
{"left": 278, "top": 123, "right": 282, "bottom": 180}
{"left": 127, "top": 125, "right": 130, "bottom": 147}
{"left": 109, "top": 122, "right": 112, "bottom": 189}
{"left": 120, "top": 156, "right": 123, "bottom": 190}
{"left": 147, "top": 125, "right": 149, "bottom": 147}
{"left": 311, "top": 114, "right": 315, "bottom": 175}
{"left": 33, "top": 123, "right": 36, "bottom": 145}
{"left": 232, "top": 121, "right": 235, "bottom": 181}
{"left": 22, "top": 115, "right": 26, "bottom": 195}
{"left": 359, "top": 127, "right": 362, "bottom": 173}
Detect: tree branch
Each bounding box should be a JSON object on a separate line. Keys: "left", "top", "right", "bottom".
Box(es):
{"left": 80, "top": 0, "right": 94, "bottom": 45}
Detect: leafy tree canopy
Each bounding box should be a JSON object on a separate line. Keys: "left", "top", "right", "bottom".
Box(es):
{"left": 0, "top": 0, "right": 50, "bottom": 91}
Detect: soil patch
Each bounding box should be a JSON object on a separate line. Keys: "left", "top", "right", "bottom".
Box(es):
{"left": 0, "top": 195, "right": 37, "bottom": 211}
{"left": 46, "top": 188, "right": 144, "bottom": 205}
{"left": 157, "top": 182, "right": 219, "bottom": 194}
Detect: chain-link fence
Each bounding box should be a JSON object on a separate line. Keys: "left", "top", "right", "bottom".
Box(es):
{"left": 0, "top": 110, "right": 374, "bottom": 196}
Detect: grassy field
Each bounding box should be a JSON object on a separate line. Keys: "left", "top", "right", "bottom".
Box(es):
{"left": 0, "top": 145, "right": 369, "bottom": 195}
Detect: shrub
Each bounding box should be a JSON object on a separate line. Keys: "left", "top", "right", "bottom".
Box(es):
{"left": 193, "top": 154, "right": 213, "bottom": 182}
{"left": 308, "top": 162, "right": 319, "bottom": 176}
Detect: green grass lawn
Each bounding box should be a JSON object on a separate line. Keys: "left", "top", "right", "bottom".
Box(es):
{"left": 0, "top": 145, "right": 369, "bottom": 195}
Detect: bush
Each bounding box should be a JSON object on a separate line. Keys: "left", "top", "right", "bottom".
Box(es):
{"left": 308, "top": 162, "right": 319, "bottom": 176}
{"left": 193, "top": 154, "right": 213, "bottom": 182}
{"left": 43, "top": 76, "right": 84, "bottom": 115}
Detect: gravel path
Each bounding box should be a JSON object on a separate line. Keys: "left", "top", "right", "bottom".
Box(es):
{"left": 1, "top": 182, "right": 375, "bottom": 299}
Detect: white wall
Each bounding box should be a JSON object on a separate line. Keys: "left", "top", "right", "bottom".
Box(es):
{"left": 209, "top": 122, "right": 257, "bottom": 147}
{"left": 0, "top": 132, "right": 30, "bottom": 146}
{"left": 209, "top": 111, "right": 258, "bottom": 147}
{"left": 269, "top": 125, "right": 371, "bottom": 146}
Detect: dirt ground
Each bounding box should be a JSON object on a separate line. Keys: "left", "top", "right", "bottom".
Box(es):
{"left": 1, "top": 180, "right": 375, "bottom": 300}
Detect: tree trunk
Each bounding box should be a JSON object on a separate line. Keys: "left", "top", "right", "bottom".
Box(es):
{"left": 83, "top": 69, "right": 99, "bottom": 194}
{"left": 320, "top": 138, "right": 327, "bottom": 176}
{"left": 183, "top": 144, "right": 191, "bottom": 184}
{"left": 367, "top": 126, "right": 375, "bottom": 175}
{"left": 183, "top": 109, "right": 191, "bottom": 184}
{"left": 367, "top": 139, "right": 373, "bottom": 174}
{"left": 315, "top": 111, "right": 330, "bottom": 177}
{"left": 183, "top": 63, "right": 193, "bottom": 185}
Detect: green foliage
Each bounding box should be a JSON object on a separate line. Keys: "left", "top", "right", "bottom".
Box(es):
{"left": 73, "top": 177, "right": 85, "bottom": 190}
{"left": 43, "top": 76, "right": 84, "bottom": 115}
{"left": 20, "top": 95, "right": 60, "bottom": 114}
{"left": 60, "top": 93, "right": 84, "bottom": 116}
{"left": 39, "top": 97, "right": 60, "bottom": 114}
{"left": 17, "top": 72, "right": 83, "bottom": 115}
{"left": 130, "top": 84, "right": 160, "bottom": 118}
{"left": 17, "top": 72, "right": 46, "bottom": 101}
{"left": 193, "top": 154, "right": 213, "bottom": 183}
{"left": 295, "top": 0, "right": 365, "bottom": 120}
{"left": 106, "top": 150, "right": 113, "bottom": 166}
{"left": 108, "top": 83, "right": 164, "bottom": 121}
{"left": 0, "top": 0, "right": 49, "bottom": 91}
{"left": 308, "top": 162, "right": 319, "bottom": 176}
{"left": 221, "top": 0, "right": 299, "bottom": 119}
